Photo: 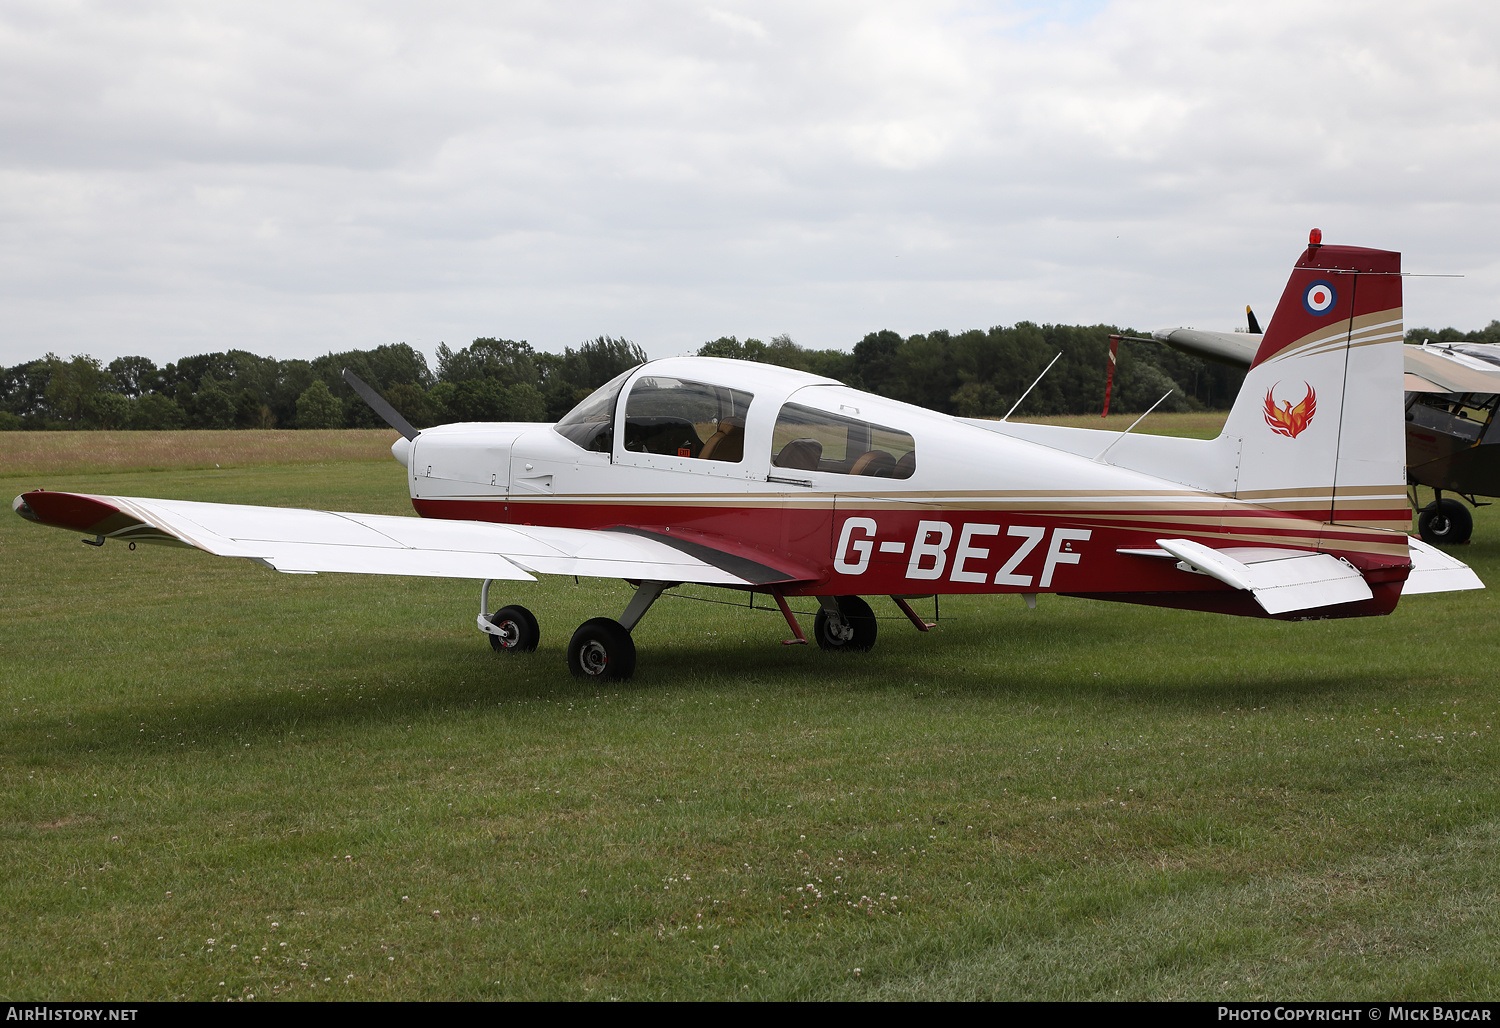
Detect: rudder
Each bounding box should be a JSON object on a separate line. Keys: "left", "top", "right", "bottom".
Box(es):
{"left": 1219, "top": 234, "right": 1407, "bottom": 535}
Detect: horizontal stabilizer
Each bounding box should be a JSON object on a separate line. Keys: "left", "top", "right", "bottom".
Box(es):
{"left": 1122, "top": 538, "right": 1373, "bottom": 615}
{"left": 1402, "top": 537, "right": 1486, "bottom": 595}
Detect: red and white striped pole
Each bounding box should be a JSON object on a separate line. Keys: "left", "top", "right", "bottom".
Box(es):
{"left": 1102, "top": 334, "right": 1121, "bottom": 417}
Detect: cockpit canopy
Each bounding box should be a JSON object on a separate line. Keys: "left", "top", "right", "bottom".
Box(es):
{"left": 551, "top": 358, "right": 918, "bottom": 480}
{"left": 622, "top": 376, "right": 753, "bottom": 462}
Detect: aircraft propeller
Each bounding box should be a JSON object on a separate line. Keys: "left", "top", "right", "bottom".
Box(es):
{"left": 343, "top": 368, "right": 419, "bottom": 440}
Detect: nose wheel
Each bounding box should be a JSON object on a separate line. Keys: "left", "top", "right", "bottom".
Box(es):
{"left": 486, "top": 604, "right": 539, "bottom": 653}
{"left": 478, "top": 580, "right": 542, "bottom": 653}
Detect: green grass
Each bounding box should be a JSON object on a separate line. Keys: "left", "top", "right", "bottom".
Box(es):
{"left": 1, "top": 450, "right": 1497, "bottom": 1001}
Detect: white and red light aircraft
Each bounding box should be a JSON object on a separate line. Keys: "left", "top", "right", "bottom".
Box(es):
{"left": 13, "top": 234, "right": 1484, "bottom": 679}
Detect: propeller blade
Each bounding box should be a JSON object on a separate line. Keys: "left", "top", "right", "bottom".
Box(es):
{"left": 342, "top": 368, "right": 419, "bottom": 440}
{"left": 1246, "top": 305, "right": 1263, "bottom": 335}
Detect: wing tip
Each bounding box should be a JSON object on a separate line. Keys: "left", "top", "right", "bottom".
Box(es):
{"left": 14, "top": 490, "right": 123, "bottom": 533}
{"left": 12, "top": 493, "right": 39, "bottom": 522}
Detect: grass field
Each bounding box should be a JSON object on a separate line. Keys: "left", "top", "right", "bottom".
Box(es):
{"left": 0, "top": 429, "right": 402, "bottom": 477}
{"left": 2, "top": 424, "right": 1497, "bottom": 1001}
{"left": 1015, "top": 410, "right": 1231, "bottom": 437}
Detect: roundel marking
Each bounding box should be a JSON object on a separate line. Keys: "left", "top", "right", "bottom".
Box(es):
{"left": 1303, "top": 280, "right": 1337, "bottom": 315}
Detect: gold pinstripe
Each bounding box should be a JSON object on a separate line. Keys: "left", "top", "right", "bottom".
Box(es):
{"left": 477, "top": 489, "right": 1409, "bottom": 557}
{"left": 1260, "top": 309, "right": 1403, "bottom": 365}
{"left": 1236, "top": 484, "right": 1406, "bottom": 499}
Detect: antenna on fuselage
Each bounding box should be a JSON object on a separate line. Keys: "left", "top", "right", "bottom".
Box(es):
{"left": 1094, "top": 388, "right": 1174, "bottom": 462}
{"left": 1001, "top": 351, "right": 1063, "bottom": 422}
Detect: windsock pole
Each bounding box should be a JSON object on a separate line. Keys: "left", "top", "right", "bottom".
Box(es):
{"left": 1102, "top": 334, "right": 1121, "bottom": 417}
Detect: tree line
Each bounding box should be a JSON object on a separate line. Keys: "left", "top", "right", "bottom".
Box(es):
{"left": 0, "top": 337, "right": 649, "bottom": 432}
{"left": 10, "top": 318, "right": 1389, "bottom": 432}
{"left": 7, "top": 316, "right": 1489, "bottom": 433}
{"left": 1405, "top": 321, "right": 1500, "bottom": 347}
{"left": 699, "top": 326, "right": 1248, "bottom": 419}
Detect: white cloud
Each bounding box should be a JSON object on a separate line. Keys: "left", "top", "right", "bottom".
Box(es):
{"left": 705, "top": 8, "right": 769, "bottom": 40}
{"left": 1, "top": 0, "right": 1497, "bottom": 368}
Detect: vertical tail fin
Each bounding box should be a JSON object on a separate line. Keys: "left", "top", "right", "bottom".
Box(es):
{"left": 1220, "top": 234, "right": 1407, "bottom": 533}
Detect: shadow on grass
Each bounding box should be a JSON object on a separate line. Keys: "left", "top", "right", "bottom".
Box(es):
{"left": 12, "top": 555, "right": 1485, "bottom": 767}
{"left": 16, "top": 621, "right": 1433, "bottom": 767}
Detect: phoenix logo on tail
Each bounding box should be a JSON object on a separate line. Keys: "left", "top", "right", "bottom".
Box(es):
{"left": 1264, "top": 382, "right": 1316, "bottom": 438}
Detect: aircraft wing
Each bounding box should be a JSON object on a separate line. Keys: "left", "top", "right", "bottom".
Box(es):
{"left": 1152, "top": 328, "right": 1260, "bottom": 367}
{"left": 12, "top": 491, "right": 805, "bottom": 587}
{"left": 1154, "top": 330, "right": 1500, "bottom": 395}
{"left": 1402, "top": 343, "right": 1500, "bottom": 394}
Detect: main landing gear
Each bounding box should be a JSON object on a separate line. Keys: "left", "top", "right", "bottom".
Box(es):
{"left": 812, "top": 595, "right": 878, "bottom": 652}
{"left": 478, "top": 578, "right": 670, "bottom": 681}
{"left": 478, "top": 583, "right": 934, "bottom": 678}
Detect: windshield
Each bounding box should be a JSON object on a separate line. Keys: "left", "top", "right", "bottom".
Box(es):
{"left": 553, "top": 366, "right": 638, "bottom": 452}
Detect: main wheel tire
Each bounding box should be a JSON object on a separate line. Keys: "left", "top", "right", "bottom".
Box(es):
{"left": 487, "top": 604, "right": 540, "bottom": 653}
{"left": 567, "top": 617, "right": 637, "bottom": 680}
{"left": 1418, "top": 498, "right": 1473, "bottom": 545}
{"left": 813, "top": 595, "right": 878, "bottom": 652}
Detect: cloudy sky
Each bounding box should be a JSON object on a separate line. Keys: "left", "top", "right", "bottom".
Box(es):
{"left": 3, "top": 0, "right": 1498, "bottom": 369}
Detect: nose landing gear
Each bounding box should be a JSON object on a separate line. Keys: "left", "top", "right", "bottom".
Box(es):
{"left": 486, "top": 605, "right": 539, "bottom": 653}
{"left": 478, "top": 580, "right": 541, "bottom": 653}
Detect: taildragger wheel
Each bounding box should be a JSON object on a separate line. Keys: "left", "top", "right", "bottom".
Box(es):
{"left": 813, "top": 595, "right": 878, "bottom": 652}
{"left": 567, "top": 617, "right": 637, "bottom": 680}
{"left": 487, "top": 604, "right": 540, "bottom": 653}
{"left": 1418, "top": 498, "right": 1473, "bottom": 546}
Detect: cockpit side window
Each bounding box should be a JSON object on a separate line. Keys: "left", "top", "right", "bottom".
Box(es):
{"left": 771, "top": 402, "right": 916, "bottom": 479}
{"left": 622, "top": 377, "right": 754, "bottom": 462}
{"left": 553, "top": 366, "right": 638, "bottom": 452}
